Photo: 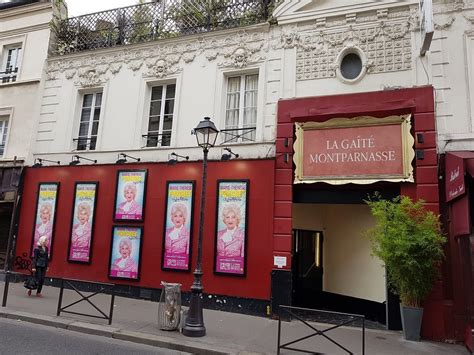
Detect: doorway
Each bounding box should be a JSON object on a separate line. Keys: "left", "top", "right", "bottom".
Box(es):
{"left": 293, "top": 230, "right": 324, "bottom": 306}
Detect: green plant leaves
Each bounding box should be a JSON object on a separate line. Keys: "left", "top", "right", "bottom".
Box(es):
{"left": 365, "top": 195, "right": 446, "bottom": 308}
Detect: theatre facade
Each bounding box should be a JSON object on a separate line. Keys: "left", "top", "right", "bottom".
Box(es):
{"left": 8, "top": 0, "right": 473, "bottom": 346}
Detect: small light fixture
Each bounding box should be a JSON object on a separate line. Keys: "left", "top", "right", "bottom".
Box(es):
{"left": 221, "top": 147, "right": 239, "bottom": 161}
{"left": 32, "top": 158, "right": 60, "bottom": 168}
{"left": 168, "top": 152, "right": 189, "bottom": 165}
{"left": 284, "top": 153, "right": 289, "bottom": 163}
{"left": 284, "top": 138, "right": 289, "bottom": 147}
{"left": 416, "top": 133, "right": 424, "bottom": 144}
{"left": 415, "top": 149, "right": 424, "bottom": 160}
{"left": 116, "top": 153, "right": 141, "bottom": 164}
{"left": 69, "top": 155, "right": 97, "bottom": 166}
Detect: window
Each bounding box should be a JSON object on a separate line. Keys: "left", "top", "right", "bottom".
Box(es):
{"left": 76, "top": 92, "right": 102, "bottom": 151}
{"left": 0, "top": 117, "right": 9, "bottom": 157}
{"left": 223, "top": 74, "right": 258, "bottom": 143}
{"left": 1, "top": 45, "right": 21, "bottom": 83}
{"left": 146, "top": 84, "right": 175, "bottom": 147}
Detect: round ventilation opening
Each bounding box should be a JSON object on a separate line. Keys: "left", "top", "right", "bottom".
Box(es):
{"left": 340, "top": 53, "right": 363, "bottom": 80}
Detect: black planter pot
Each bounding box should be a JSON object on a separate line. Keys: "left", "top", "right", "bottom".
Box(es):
{"left": 400, "top": 304, "right": 423, "bottom": 341}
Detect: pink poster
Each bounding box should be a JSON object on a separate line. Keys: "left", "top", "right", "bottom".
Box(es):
{"left": 214, "top": 180, "right": 248, "bottom": 276}
{"left": 68, "top": 183, "right": 97, "bottom": 263}
{"left": 109, "top": 226, "right": 142, "bottom": 280}
{"left": 31, "top": 183, "right": 59, "bottom": 259}
{"left": 162, "top": 181, "right": 194, "bottom": 271}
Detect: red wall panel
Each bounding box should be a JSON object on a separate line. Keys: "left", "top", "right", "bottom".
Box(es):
{"left": 16, "top": 159, "right": 275, "bottom": 300}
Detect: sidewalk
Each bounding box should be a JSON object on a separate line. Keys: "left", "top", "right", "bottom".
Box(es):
{"left": 0, "top": 281, "right": 467, "bottom": 354}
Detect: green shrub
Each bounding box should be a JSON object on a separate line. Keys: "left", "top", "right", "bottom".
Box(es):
{"left": 365, "top": 195, "right": 446, "bottom": 308}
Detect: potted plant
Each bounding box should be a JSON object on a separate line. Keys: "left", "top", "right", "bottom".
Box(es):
{"left": 365, "top": 195, "right": 446, "bottom": 341}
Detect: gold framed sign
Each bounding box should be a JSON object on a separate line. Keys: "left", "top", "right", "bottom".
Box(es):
{"left": 294, "top": 115, "right": 415, "bottom": 185}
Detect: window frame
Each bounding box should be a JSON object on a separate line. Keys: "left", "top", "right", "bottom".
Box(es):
{"left": 0, "top": 108, "right": 13, "bottom": 159}
{"left": 219, "top": 68, "right": 263, "bottom": 145}
{"left": 140, "top": 77, "right": 180, "bottom": 149}
{"left": 75, "top": 90, "right": 104, "bottom": 151}
{"left": 146, "top": 83, "right": 176, "bottom": 148}
{"left": 0, "top": 40, "right": 24, "bottom": 84}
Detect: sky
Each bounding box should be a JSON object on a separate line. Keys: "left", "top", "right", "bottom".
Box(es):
{"left": 66, "top": 0, "right": 149, "bottom": 17}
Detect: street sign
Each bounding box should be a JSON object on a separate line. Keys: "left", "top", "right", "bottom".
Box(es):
{"left": 420, "top": 0, "right": 434, "bottom": 56}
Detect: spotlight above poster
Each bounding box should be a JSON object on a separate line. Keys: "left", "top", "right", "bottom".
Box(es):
{"left": 293, "top": 115, "right": 415, "bottom": 185}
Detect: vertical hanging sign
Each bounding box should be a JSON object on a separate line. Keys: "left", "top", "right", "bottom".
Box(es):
{"left": 420, "top": 0, "right": 434, "bottom": 56}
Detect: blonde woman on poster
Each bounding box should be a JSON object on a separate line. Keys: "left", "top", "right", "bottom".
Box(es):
{"left": 70, "top": 202, "right": 92, "bottom": 251}
{"left": 217, "top": 203, "right": 245, "bottom": 258}
{"left": 116, "top": 182, "right": 142, "bottom": 217}
{"left": 33, "top": 202, "right": 53, "bottom": 250}
{"left": 111, "top": 237, "right": 138, "bottom": 274}
{"left": 164, "top": 202, "right": 190, "bottom": 269}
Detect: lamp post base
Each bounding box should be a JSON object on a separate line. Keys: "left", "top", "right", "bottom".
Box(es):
{"left": 182, "top": 273, "right": 206, "bottom": 337}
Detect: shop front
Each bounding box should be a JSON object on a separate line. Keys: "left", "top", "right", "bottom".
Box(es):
{"left": 271, "top": 86, "right": 453, "bottom": 340}
{"left": 12, "top": 159, "right": 275, "bottom": 313}
{"left": 444, "top": 151, "right": 474, "bottom": 349}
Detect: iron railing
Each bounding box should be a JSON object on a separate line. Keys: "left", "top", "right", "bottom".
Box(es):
{"left": 277, "top": 305, "right": 366, "bottom": 355}
{"left": 73, "top": 137, "right": 97, "bottom": 151}
{"left": 0, "top": 69, "right": 18, "bottom": 83}
{"left": 52, "top": 0, "right": 275, "bottom": 55}
{"left": 57, "top": 278, "right": 116, "bottom": 325}
{"left": 220, "top": 126, "right": 256, "bottom": 144}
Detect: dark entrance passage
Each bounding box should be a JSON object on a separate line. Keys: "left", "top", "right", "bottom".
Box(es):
{"left": 0, "top": 202, "right": 13, "bottom": 269}
{"left": 291, "top": 183, "right": 401, "bottom": 328}
{"left": 292, "top": 228, "right": 386, "bottom": 326}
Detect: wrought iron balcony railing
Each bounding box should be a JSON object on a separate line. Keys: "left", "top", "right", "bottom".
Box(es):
{"left": 0, "top": 68, "right": 18, "bottom": 84}
{"left": 52, "top": 0, "right": 276, "bottom": 55}
{"left": 142, "top": 132, "right": 171, "bottom": 148}
{"left": 220, "top": 126, "right": 256, "bottom": 144}
{"left": 73, "top": 137, "right": 97, "bottom": 151}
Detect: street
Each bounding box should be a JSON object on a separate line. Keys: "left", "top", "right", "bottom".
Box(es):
{"left": 0, "top": 317, "right": 190, "bottom": 355}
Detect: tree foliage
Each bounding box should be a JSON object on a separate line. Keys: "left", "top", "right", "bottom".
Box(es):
{"left": 365, "top": 195, "right": 446, "bottom": 308}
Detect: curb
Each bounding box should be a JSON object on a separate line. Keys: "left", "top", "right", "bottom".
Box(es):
{"left": 0, "top": 309, "right": 235, "bottom": 355}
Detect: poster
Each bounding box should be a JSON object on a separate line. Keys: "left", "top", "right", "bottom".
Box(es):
{"left": 68, "top": 182, "right": 98, "bottom": 263}
{"left": 31, "top": 183, "right": 60, "bottom": 258}
{"left": 108, "top": 226, "right": 142, "bottom": 280}
{"left": 214, "top": 180, "right": 249, "bottom": 276}
{"left": 113, "top": 170, "right": 147, "bottom": 221}
{"left": 162, "top": 181, "right": 195, "bottom": 271}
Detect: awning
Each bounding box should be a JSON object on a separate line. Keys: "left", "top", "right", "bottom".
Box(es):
{"left": 445, "top": 151, "right": 474, "bottom": 202}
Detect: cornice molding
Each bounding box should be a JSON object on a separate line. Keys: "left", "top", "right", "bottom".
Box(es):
{"left": 0, "top": 22, "right": 50, "bottom": 39}
{"left": 0, "top": 2, "right": 52, "bottom": 19}
{"left": 46, "top": 27, "right": 270, "bottom": 85}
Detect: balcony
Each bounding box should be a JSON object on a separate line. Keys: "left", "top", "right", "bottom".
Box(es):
{"left": 52, "top": 0, "right": 276, "bottom": 55}
{"left": 0, "top": 68, "right": 18, "bottom": 83}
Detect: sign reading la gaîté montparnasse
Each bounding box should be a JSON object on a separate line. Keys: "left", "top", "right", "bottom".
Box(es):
{"left": 294, "top": 115, "right": 414, "bottom": 185}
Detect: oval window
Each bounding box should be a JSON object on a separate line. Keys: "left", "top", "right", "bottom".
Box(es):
{"left": 340, "top": 53, "right": 363, "bottom": 80}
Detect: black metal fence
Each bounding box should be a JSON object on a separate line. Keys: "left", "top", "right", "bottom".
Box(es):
{"left": 277, "top": 305, "right": 366, "bottom": 355}
{"left": 52, "top": 0, "right": 276, "bottom": 55}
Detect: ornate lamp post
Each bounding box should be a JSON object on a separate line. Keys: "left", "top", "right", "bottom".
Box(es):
{"left": 182, "top": 117, "right": 219, "bottom": 337}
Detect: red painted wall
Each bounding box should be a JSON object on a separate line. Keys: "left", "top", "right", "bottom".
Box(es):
{"left": 275, "top": 86, "right": 452, "bottom": 341}
{"left": 15, "top": 159, "right": 275, "bottom": 300}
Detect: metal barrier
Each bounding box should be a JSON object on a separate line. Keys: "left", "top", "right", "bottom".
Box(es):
{"left": 57, "top": 278, "right": 115, "bottom": 325}
{"left": 277, "top": 305, "right": 365, "bottom": 355}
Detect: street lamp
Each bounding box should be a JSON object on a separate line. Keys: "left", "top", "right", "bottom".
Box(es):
{"left": 182, "top": 116, "right": 219, "bottom": 337}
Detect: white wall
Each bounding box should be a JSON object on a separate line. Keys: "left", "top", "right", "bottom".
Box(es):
{"left": 293, "top": 203, "right": 386, "bottom": 303}
{"left": 0, "top": 2, "right": 53, "bottom": 161}
{"left": 33, "top": 24, "right": 281, "bottom": 164}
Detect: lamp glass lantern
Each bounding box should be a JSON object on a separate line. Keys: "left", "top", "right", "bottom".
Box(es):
{"left": 194, "top": 117, "right": 219, "bottom": 150}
